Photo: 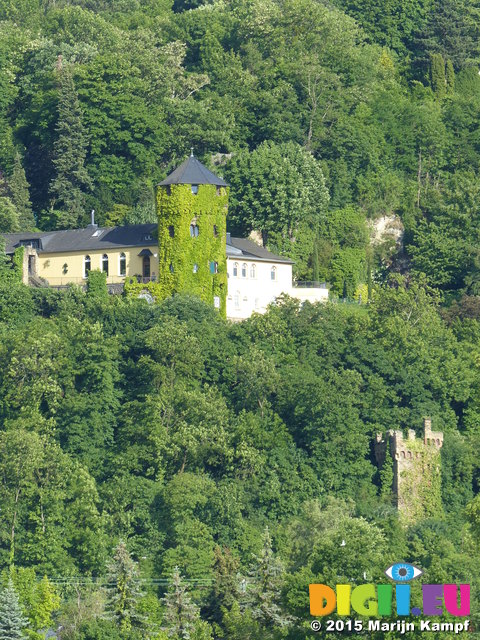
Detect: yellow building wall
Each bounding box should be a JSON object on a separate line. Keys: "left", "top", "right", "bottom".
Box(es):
{"left": 37, "top": 246, "right": 159, "bottom": 286}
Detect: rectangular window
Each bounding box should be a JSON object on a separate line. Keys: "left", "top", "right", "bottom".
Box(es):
{"left": 210, "top": 261, "right": 218, "bottom": 274}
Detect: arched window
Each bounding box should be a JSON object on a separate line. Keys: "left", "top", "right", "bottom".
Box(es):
{"left": 213, "top": 224, "right": 218, "bottom": 237}
{"left": 271, "top": 266, "right": 277, "bottom": 281}
{"left": 190, "top": 223, "right": 199, "bottom": 237}
{"left": 193, "top": 263, "right": 199, "bottom": 273}
{"left": 241, "top": 263, "right": 247, "bottom": 278}
{"left": 102, "top": 254, "right": 109, "bottom": 275}
{"left": 84, "top": 255, "right": 91, "bottom": 278}
{"left": 119, "top": 252, "right": 126, "bottom": 276}
{"left": 168, "top": 225, "right": 175, "bottom": 238}
{"left": 169, "top": 262, "right": 174, "bottom": 273}
{"left": 250, "top": 264, "right": 256, "bottom": 279}
{"left": 233, "top": 262, "right": 238, "bottom": 277}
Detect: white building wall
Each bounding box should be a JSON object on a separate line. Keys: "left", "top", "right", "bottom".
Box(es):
{"left": 226, "top": 258, "right": 292, "bottom": 320}
{"left": 290, "top": 286, "right": 329, "bottom": 304}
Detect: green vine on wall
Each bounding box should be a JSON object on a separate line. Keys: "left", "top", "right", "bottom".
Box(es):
{"left": 398, "top": 438, "right": 443, "bottom": 524}
{"left": 155, "top": 184, "right": 228, "bottom": 317}
{"left": 12, "top": 247, "right": 25, "bottom": 283}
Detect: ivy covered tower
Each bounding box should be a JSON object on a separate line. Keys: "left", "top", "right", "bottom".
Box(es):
{"left": 375, "top": 418, "right": 443, "bottom": 524}
{"left": 156, "top": 153, "right": 229, "bottom": 316}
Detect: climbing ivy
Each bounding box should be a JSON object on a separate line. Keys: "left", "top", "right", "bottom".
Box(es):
{"left": 398, "top": 438, "right": 443, "bottom": 524}
{"left": 12, "top": 246, "right": 24, "bottom": 283}
{"left": 155, "top": 184, "right": 228, "bottom": 317}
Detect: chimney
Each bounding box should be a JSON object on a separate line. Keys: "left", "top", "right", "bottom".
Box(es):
{"left": 87, "top": 209, "right": 98, "bottom": 229}
{"left": 226, "top": 232, "right": 231, "bottom": 244}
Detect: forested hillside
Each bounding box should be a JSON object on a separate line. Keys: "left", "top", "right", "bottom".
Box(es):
{"left": 1, "top": 265, "right": 480, "bottom": 639}
{"left": 2, "top": 0, "right": 480, "bottom": 638}
{"left": 1, "top": 0, "right": 480, "bottom": 294}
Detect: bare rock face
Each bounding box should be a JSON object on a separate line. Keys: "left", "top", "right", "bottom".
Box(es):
{"left": 370, "top": 214, "right": 404, "bottom": 248}
{"left": 248, "top": 230, "right": 264, "bottom": 246}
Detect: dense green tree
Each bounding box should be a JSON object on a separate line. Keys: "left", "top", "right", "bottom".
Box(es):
{"left": 49, "top": 64, "right": 92, "bottom": 229}
{"left": 8, "top": 153, "right": 35, "bottom": 231}
{"left": 0, "top": 197, "right": 20, "bottom": 233}
{"left": 225, "top": 142, "right": 329, "bottom": 277}
{"left": 430, "top": 53, "right": 446, "bottom": 98}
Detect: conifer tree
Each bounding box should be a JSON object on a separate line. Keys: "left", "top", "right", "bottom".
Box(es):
{"left": 49, "top": 64, "right": 92, "bottom": 230}
{"left": 0, "top": 579, "right": 29, "bottom": 640}
{"left": 244, "top": 528, "right": 292, "bottom": 630}
{"left": 446, "top": 59, "right": 455, "bottom": 94}
{"left": 162, "top": 567, "right": 199, "bottom": 639}
{"left": 9, "top": 153, "right": 34, "bottom": 230}
{"left": 430, "top": 53, "right": 446, "bottom": 98}
{"left": 104, "top": 541, "right": 145, "bottom": 632}
{"left": 205, "top": 546, "right": 240, "bottom": 624}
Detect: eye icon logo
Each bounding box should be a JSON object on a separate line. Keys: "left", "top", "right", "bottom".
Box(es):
{"left": 385, "top": 562, "right": 423, "bottom": 582}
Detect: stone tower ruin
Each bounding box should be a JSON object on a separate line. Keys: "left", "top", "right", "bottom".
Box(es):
{"left": 375, "top": 418, "right": 443, "bottom": 523}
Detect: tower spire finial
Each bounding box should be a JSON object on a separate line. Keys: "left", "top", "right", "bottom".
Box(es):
{"left": 190, "top": 147, "right": 194, "bottom": 157}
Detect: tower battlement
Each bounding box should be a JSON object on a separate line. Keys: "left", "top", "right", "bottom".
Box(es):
{"left": 375, "top": 418, "right": 443, "bottom": 523}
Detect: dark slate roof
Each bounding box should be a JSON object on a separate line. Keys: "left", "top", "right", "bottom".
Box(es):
{"left": 159, "top": 155, "right": 228, "bottom": 187}
{"left": 227, "top": 236, "right": 294, "bottom": 264}
{"left": 2, "top": 224, "right": 293, "bottom": 265}
{"left": 3, "top": 223, "right": 157, "bottom": 254}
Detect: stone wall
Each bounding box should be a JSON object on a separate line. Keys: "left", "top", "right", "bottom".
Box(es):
{"left": 375, "top": 418, "right": 443, "bottom": 523}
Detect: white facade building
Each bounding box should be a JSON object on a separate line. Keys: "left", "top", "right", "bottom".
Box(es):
{"left": 226, "top": 234, "right": 328, "bottom": 320}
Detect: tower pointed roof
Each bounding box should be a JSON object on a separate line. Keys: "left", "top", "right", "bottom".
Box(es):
{"left": 159, "top": 153, "right": 228, "bottom": 187}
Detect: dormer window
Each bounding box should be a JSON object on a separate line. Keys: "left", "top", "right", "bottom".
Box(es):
{"left": 191, "top": 184, "right": 199, "bottom": 195}
{"left": 19, "top": 239, "right": 40, "bottom": 249}
{"left": 143, "top": 233, "right": 153, "bottom": 242}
